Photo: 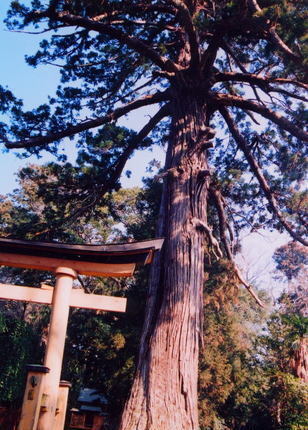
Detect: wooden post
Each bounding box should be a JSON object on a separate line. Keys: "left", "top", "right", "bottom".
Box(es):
{"left": 37, "top": 267, "right": 76, "bottom": 430}
{"left": 54, "top": 381, "right": 72, "bottom": 430}
{"left": 18, "top": 365, "right": 50, "bottom": 430}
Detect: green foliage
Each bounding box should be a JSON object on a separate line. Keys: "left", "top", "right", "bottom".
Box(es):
{"left": 62, "top": 303, "right": 144, "bottom": 426}
{"left": 273, "top": 242, "right": 308, "bottom": 281}
{"left": 199, "top": 261, "right": 269, "bottom": 430}
{"left": 0, "top": 165, "right": 160, "bottom": 424}
{"left": 261, "top": 372, "right": 308, "bottom": 430}
{"left": 250, "top": 288, "right": 308, "bottom": 430}
{"left": 0, "top": 163, "right": 307, "bottom": 429}
{"left": 199, "top": 301, "right": 308, "bottom": 430}
{"left": 0, "top": 0, "right": 306, "bottom": 245}
{"left": 0, "top": 312, "right": 43, "bottom": 404}
{"left": 125, "top": 178, "right": 163, "bottom": 241}
{"left": 199, "top": 252, "right": 308, "bottom": 430}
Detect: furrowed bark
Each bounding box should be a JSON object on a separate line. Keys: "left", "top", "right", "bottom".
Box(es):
{"left": 119, "top": 94, "right": 210, "bottom": 430}
{"left": 291, "top": 337, "right": 308, "bottom": 383}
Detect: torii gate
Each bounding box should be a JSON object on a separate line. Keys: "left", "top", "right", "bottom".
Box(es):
{"left": 0, "top": 237, "right": 163, "bottom": 430}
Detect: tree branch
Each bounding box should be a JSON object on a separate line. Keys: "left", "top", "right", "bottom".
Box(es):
{"left": 5, "top": 91, "right": 170, "bottom": 149}
{"left": 209, "top": 187, "right": 233, "bottom": 260}
{"left": 220, "top": 41, "right": 248, "bottom": 74}
{"left": 30, "top": 103, "right": 171, "bottom": 237}
{"left": 209, "top": 186, "right": 264, "bottom": 307}
{"left": 123, "top": 4, "right": 177, "bottom": 17}
{"left": 267, "top": 86, "right": 308, "bottom": 103}
{"left": 190, "top": 217, "right": 223, "bottom": 259}
{"left": 220, "top": 106, "right": 308, "bottom": 246}
{"left": 7, "top": 24, "right": 67, "bottom": 35}
{"left": 212, "top": 93, "right": 308, "bottom": 142}
{"left": 77, "top": 275, "right": 91, "bottom": 294}
{"left": 31, "top": 10, "right": 180, "bottom": 73}
{"left": 247, "top": 0, "right": 302, "bottom": 63}
{"left": 198, "top": 184, "right": 265, "bottom": 306}
{"left": 215, "top": 71, "right": 308, "bottom": 91}
{"left": 104, "top": 105, "right": 170, "bottom": 184}
{"left": 170, "top": 0, "right": 200, "bottom": 69}
{"left": 107, "top": 19, "right": 178, "bottom": 33}
{"left": 234, "top": 266, "right": 265, "bottom": 307}
{"left": 219, "top": 41, "right": 265, "bottom": 103}
{"left": 201, "top": 39, "right": 220, "bottom": 74}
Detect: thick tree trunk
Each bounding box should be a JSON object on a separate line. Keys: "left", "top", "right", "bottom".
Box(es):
{"left": 291, "top": 336, "right": 308, "bottom": 383}
{"left": 119, "top": 94, "right": 210, "bottom": 430}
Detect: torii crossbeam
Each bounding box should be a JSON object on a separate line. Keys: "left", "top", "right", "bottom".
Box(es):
{"left": 0, "top": 237, "right": 163, "bottom": 430}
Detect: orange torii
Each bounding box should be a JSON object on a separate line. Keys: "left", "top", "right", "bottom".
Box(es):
{"left": 0, "top": 237, "right": 163, "bottom": 430}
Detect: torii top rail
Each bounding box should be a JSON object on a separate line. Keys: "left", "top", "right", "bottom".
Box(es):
{"left": 0, "top": 237, "right": 164, "bottom": 276}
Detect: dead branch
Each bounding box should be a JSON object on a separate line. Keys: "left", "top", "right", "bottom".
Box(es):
{"left": 209, "top": 186, "right": 264, "bottom": 307}
{"left": 209, "top": 187, "right": 233, "bottom": 260}
{"left": 234, "top": 265, "right": 265, "bottom": 307}
{"left": 190, "top": 217, "right": 223, "bottom": 259}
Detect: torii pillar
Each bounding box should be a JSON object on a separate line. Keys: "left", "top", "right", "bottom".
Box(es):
{"left": 0, "top": 237, "right": 163, "bottom": 430}
{"left": 38, "top": 267, "right": 76, "bottom": 430}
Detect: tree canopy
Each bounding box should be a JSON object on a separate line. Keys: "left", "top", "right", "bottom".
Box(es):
{"left": 1, "top": 1, "right": 307, "bottom": 249}
{"left": 1, "top": 1, "right": 307, "bottom": 244}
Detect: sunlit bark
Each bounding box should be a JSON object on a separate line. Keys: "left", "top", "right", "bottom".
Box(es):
{"left": 120, "top": 94, "right": 210, "bottom": 430}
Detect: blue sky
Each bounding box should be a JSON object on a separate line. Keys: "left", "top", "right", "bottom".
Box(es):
{"left": 0, "top": 2, "right": 61, "bottom": 193}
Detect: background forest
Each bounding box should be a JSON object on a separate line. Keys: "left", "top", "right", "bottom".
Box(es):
{"left": 0, "top": 162, "right": 307, "bottom": 429}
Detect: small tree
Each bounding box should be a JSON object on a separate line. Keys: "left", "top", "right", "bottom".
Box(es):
{"left": 1, "top": 2, "right": 307, "bottom": 428}
{"left": 199, "top": 260, "right": 269, "bottom": 430}
{"left": 256, "top": 306, "right": 308, "bottom": 429}
{"left": 273, "top": 242, "right": 308, "bottom": 383}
